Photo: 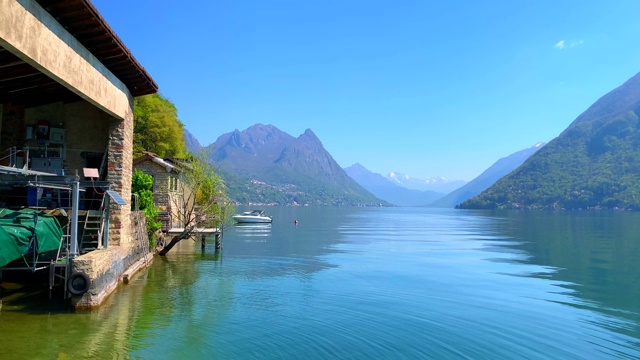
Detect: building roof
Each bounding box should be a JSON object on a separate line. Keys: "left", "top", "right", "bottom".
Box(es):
{"left": 133, "top": 152, "right": 179, "bottom": 173}
{"left": 0, "top": 0, "right": 158, "bottom": 106}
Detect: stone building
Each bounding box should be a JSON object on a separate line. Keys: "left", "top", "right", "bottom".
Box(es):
{"left": 133, "top": 151, "right": 186, "bottom": 231}
{"left": 0, "top": 0, "right": 158, "bottom": 307}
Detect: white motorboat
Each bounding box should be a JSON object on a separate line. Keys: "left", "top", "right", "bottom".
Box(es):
{"left": 232, "top": 210, "right": 273, "bottom": 223}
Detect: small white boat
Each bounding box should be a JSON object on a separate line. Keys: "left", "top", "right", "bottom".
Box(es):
{"left": 232, "top": 210, "right": 273, "bottom": 223}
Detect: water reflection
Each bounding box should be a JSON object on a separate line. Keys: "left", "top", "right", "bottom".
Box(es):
{"left": 0, "top": 266, "right": 149, "bottom": 358}
{"left": 0, "top": 207, "right": 352, "bottom": 358}
{"left": 0, "top": 236, "right": 228, "bottom": 358}
{"left": 4, "top": 207, "right": 640, "bottom": 358}
{"left": 478, "top": 210, "right": 640, "bottom": 343}
{"left": 126, "top": 243, "right": 234, "bottom": 358}
{"left": 234, "top": 223, "right": 272, "bottom": 242}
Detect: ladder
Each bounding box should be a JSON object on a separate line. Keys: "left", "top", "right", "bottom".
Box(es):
{"left": 134, "top": 211, "right": 149, "bottom": 266}
{"left": 80, "top": 194, "right": 105, "bottom": 252}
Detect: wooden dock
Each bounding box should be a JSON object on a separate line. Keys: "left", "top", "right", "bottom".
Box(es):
{"left": 167, "top": 227, "right": 220, "bottom": 236}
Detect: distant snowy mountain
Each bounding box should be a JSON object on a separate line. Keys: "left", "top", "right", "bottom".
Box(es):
{"left": 386, "top": 172, "right": 466, "bottom": 193}
{"left": 345, "top": 164, "right": 443, "bottom": 206}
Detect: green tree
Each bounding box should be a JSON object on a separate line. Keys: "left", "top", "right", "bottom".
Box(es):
{"left": 132, "top": 170, "right": 161, "bottom": 248}
{"left": 133, "top": 94, "right": 187, "bottom": 158}
{"left": 159, "top": 151, "right": 234, "bottom": 255}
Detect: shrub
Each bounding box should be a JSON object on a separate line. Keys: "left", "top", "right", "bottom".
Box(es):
{"left": 132, "top": 170, "right": 162, "bottom": 247}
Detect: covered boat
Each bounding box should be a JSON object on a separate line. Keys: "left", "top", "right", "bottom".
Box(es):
{"left": 0, "top": 208, "right": 64, "bottom": 268}
{"left": 232, "top": 210, "right": 273, "bottom": 223}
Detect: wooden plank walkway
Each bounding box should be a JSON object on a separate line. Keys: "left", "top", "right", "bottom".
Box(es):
{"left": 167, "top": 227, "right": 220, "bottom": 235}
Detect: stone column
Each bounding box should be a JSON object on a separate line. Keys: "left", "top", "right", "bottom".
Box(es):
{"left": 106, "top": 107, "right": 134, "bottom": 247}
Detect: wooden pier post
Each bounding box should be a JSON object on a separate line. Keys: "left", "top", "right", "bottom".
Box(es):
{"left": 215, "top": 233, "right": 221, "bottom": 250}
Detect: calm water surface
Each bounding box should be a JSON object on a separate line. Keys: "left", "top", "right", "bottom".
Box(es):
{"left": 1, "top": 207, "right": 640, "bottom": 359}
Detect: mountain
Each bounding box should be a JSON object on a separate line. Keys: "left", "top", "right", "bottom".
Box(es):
{"left": 386, "top": 172, "right": 466, "bottom": 193}
{"left": 183, "top": 128, "right": 202, "bottom": 154}
{"left": 431, "top": 143, "right": 546, "bottom": 208}
{"left": 460, "top": 71, "right": 640, "bottom": 210}
{"left": 344, "top": 164, "right": 443, "bottom": 206}
{"left": 207, "top": 124, "right": 385, "bottom": 206}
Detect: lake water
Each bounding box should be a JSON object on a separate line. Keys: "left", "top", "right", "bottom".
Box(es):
{"left": 1, "top": 207, "right": 640, "bottom": 359}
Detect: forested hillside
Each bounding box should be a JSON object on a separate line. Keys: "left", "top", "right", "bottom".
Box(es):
{"left": 432, "top": 143, "right": 544, "bottom": 208}
{"left": 133, "top": 94, "right": 186, "bottom": 158}
{"left": 460, "top": 72, "right": 640, "bottom": 210}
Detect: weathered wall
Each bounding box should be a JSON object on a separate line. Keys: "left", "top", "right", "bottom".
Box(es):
{"left": 24, "top": 101, "right": 111, "bottom": 174}
{"left": 0, "top": 0, "right": 133, "bottom": 120}
{"left": 106, "top": 107, "right": 134, "bottom": 247}
{"left": 64, "top": 101, "right": 112, "bottom": 172}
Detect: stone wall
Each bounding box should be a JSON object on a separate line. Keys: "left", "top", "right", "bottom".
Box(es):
{"left": 71, "top": 212, "right": 151, "bottom": 308}
{"left": 134, "top": 160, "right": 172, "bottom": 210}
{"left": 106, "top": 107, "right": 134, "bottom": 247}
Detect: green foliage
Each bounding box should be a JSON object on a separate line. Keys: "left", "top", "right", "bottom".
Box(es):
{"left": 143, "top": 205, "right": 160, "bottom": 248}
{"left": 221, "top": 168, "right": 384, "bottom": 206}
{"left": 171, "top": 151, "right": 235, "bottom": 230}
{"left": 459, "top": 111, "right": 640, "bottom": 210}
{"left": 132, "top": 170, "right": 162, "bottom": 245}
{"left": 132, "top": 170, "right": 154, "bottom": 210}
{"left": 133, "top": 94, "right": 187, "bottom": 158}
{"left": 132, "top": 170, "right": 154, "bottom": 209}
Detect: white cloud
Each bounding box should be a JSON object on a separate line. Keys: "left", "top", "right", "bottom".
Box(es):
{"left": 569, "top": 40, "right": 584, "bottom": 48}
{"left": 555, "top": 39, "right": 583, "bottom": 50}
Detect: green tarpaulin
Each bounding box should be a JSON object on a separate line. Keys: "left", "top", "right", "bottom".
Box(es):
{"left": 0, "top": 208, "right": 63, "bottom": 268}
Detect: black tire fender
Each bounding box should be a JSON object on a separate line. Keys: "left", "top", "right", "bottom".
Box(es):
{"left": 67, "top": 272, "right": 91, "bottom": 295}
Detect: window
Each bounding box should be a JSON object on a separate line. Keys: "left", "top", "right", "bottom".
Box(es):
{"left": 170, "top": 175, "right": 178, "bottom": 191}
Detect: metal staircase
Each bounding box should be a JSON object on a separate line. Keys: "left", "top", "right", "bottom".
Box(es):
{"left": 77, "top": 147, "right": 109, "bottom": 253}
{"left": 80, "top": 193, "right": 106, "bottom": 252}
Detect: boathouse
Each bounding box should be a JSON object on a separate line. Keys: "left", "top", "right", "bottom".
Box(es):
{"left": 0, "top": 0, "right": 158, "bottom": 307}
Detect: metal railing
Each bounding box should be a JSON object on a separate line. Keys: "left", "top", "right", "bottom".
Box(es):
{"left": 1, "top": 146, "right": 29, "bottom": 168}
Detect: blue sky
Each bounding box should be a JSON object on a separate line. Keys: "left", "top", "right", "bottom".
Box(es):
{"left": 93, "top": 0, "right": 640, "bottom": 181}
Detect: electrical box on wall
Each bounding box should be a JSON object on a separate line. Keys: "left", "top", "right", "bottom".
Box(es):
{"left": 49, "top": 128, "right": 65, "bottom": 143}
{"left": 37, "top": 121, "right": 49, "bottom": 137}
{"left": 25, "top": 125, "right": 34, "bottom": 140}
{"left": 36, "top": 121, "right": 49, "bottom": 146}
